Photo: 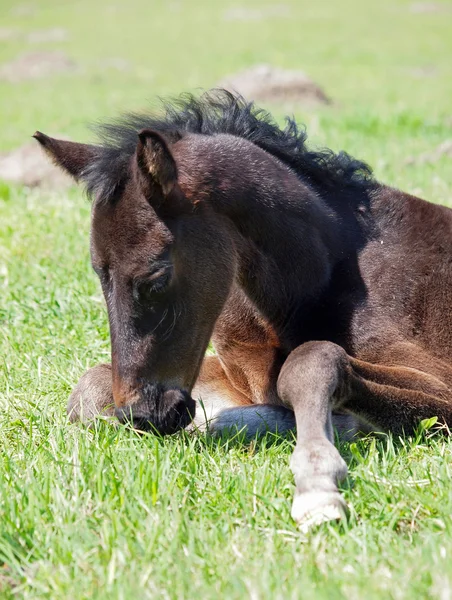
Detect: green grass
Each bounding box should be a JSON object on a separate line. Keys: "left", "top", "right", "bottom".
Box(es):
{"left": 1, "top": 0, "right": 452, "bottom": 597}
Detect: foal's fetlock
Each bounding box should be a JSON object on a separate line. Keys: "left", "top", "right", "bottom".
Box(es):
{"left": 290, "top": 442, "right": 349, "bottom": 530}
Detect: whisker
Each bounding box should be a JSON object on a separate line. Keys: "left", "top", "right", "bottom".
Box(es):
{"left": 149, "top": 307, "right": 169, "bottom": 336}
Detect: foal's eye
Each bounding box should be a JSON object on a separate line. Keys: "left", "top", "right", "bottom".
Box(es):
{"left": 134, "top": 271, "right": 171, "bottom": 303}
{"left": 149, "top": 271, "right": 171, "bottom": 293}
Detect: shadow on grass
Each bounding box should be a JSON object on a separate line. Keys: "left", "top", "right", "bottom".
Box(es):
{"left": 81, "top": 409, "right": 448, "bottom": 458}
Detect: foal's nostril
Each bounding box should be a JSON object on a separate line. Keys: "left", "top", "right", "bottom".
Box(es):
{"left": 115, "top": 406, "right": 153, "bottom": 433}
{"left": 115, "top": 387, "right": 196, "bottom": 435}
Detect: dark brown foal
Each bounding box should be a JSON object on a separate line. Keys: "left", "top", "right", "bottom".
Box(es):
{"left": 38, "top": 91, "right": 452, "bottom": 529}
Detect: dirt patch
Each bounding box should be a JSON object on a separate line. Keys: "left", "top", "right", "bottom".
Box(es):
{"left": 0, "top": 27, "right": 68, "bottom": 44}
{"left": 0, "top": 28, "right": 19, "bottom": 41}
{"left": 217, "top": 64, "right": 331, "bottom": 106}
{"left": 0, "top": 141, "right": 73, "bottom": 190}
{"left": 405, "top": 140, "right": 452, "bottom": 165}
{"left": 10, "top": 3, "right": 36, "bottom": 17}
{"left": 100, "top": 57, "right": 131, "bottom": 71}
{"left": 26, "top": 28, "right": 69, "bottom": 43}
{"left": 224, "top": 4, "right": 290, "bottom": 21}
{"left": 406, "top": 65, "right": 438, "bottom": 78}
{"left": 409, "top": 2, "right": 451, "bottom": 13}
{"left": 0, "top": 51, "right": 77, "bottom": 82}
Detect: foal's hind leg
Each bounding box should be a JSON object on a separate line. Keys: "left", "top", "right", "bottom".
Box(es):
{"left": 278, "top": 340, "right": 452, "bottom": 528}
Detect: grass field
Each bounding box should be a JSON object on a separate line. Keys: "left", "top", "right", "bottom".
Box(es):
{"left": 1, "top": 0, "right": 452, "bottom": 597}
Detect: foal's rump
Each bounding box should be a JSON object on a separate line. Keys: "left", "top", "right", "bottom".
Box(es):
{"left": 358, "top": 185, "right": 452, "bottom": 362}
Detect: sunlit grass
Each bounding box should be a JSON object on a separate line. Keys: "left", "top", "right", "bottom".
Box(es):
{"left": 1, "top": 0, "right": 452, "bottom": 597}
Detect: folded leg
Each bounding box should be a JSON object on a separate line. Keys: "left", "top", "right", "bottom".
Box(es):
{"left": 277, "top": 340, "right": 452, "bottom": 529}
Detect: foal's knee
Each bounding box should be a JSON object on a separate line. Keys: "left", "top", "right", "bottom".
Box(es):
{"left": 67, "top": 363, "right": 115, "bottom": 423}
{"left": 277, "top": 341, "right": 348, "bottom": 407}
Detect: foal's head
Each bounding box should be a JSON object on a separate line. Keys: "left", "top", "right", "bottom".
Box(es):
{"left": 34, "top": 129, "right": 236, "bottom": 433}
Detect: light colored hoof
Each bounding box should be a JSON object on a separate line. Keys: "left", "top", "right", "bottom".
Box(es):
{"left": 291, "top": 491, "right": 348, "bottom": 532}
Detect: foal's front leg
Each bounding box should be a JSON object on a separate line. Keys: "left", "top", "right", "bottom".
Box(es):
{"left": 66, "top": 357, "right": 249, "bottom": 427}
{"left": 277, "top": 342, "right": 350, "bottom": 528}
{"left": 67, "top": 363, "right": 115, "bottom": 423}
{"left": 278, "top": 339, "right": 452, "bottom": 528}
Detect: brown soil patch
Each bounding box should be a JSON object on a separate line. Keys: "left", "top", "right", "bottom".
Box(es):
{"left": 0, "top": 51, "right": 76, "bottom": 83}
{"left": 224, "top": 4, "right": 290, "bottom": 21}
{"left": 217, "top": 64, "right": 331, "bottom": 106}
{"left": 0, "top": 27, "right": 68, "bottom": 43}
{"left": 409, "top": 2, "right": 451, "bottom": 13}
{"left": 0, "top": 28, "right": 19, "bottom": 41}
{"left": 27, "top": 28, "right": 69, "bottom": 43}
{"left": 100, "top": 57, "right": 131, "bottom": 71}
{"left": 406, "top": 65, "right": 438, "bottom": 78}
{"left": 0, "top": 141, "right": 73, "bottom": 190}
{"left": 10, "top": 3, "right": 36, "bottom": 17}
{"left": 405, "top": 140, "right": 452, "bottom": 165}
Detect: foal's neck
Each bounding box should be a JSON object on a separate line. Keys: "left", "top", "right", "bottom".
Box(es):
{"left": 202, "top": 135, "right": 369, "bottom": 345}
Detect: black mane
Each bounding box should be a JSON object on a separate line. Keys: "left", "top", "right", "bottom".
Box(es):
{"left": 83, "top": 89, "right": 375, "bottom": 201}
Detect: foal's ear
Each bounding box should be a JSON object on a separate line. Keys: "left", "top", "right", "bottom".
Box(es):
{"left": 33, "top": 132, "right": 99, "bottom": 180}
{"left": 136, "top": 129, "right": 178, "bottom": 197}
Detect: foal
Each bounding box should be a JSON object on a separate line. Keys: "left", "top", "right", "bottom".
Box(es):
{"left": 35, "top": 91, "right": 452, "bottom": 528}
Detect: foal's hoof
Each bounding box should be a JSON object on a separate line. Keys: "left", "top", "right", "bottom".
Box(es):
{"left": 291, "top": 491, "right": 348, "bottom": 532}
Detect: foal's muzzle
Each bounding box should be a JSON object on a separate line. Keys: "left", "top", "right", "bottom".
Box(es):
{"left": 115, "top": 383, "right": 196, "bottom": 435}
